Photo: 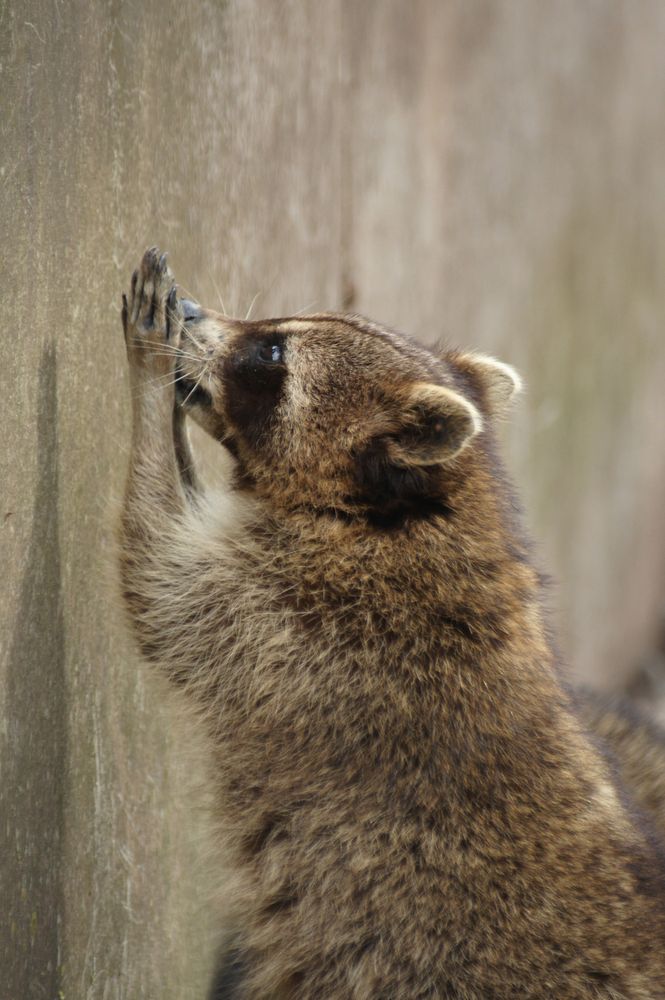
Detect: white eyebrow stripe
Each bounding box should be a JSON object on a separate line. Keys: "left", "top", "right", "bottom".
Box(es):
{"left": 270, "top": 319, "right": 329, "bottom": 334}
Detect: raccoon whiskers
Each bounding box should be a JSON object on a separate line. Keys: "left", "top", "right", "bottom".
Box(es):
{"left": 181, "top": 365, "right": 211, "bottom": 407}
{"left": 293, "top": 300, "right": 319, "bottom": 316}
{"left": 183, "top": 332, "right": 207, "bottom": 354}
{"left": 131, "top": 368, "right": 197, "bottom": 402}
{"left": 143, "top": 368, "right": 199, "bottom": 390}
{"left": 203, "top": 269, "right": 231, "bottom": 319}
{"left": 244, "top": 291, "right": 261, "bottom": 321}
{"left": 130, "top": 340, "right": 203, "bottom": 364}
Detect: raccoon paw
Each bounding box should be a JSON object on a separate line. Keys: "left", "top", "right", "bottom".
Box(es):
{"left": 122, "top": 247, "right": 183, "bottom": 377}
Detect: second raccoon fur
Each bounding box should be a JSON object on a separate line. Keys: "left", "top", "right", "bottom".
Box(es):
{"left": 119, "top": 249, "right": 665, "bottom": 999}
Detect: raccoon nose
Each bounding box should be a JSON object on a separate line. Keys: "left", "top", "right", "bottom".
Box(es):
{"left": 181, "top": 299, "right": 202, "bottom": 322}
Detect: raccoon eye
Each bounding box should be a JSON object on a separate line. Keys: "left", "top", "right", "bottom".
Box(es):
{"left": 257, "top": 343, "right": 283, "bottom": 364}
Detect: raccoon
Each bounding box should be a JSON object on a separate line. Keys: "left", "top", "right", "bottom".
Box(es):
{"left": 119, "top": 248, "right": 665, "bottom": 999}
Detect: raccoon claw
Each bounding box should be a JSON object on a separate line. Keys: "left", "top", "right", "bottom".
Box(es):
{"left": 166, "top": 284, "right": 182, "bottom": 341}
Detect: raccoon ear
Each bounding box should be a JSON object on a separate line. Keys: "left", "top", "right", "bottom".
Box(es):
{"left": 455, "top": 352, "right": 523, "bottom": 415}
{"left": 387, "top": 382, "right": 483, "bottom": 467}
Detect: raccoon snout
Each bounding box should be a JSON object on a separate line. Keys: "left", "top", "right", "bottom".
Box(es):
{"left": 181, "top": 299, "right": 203, "bottom": 322}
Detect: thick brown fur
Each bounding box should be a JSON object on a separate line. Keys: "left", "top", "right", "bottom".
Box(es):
{"left": 119, "top": 248, "right": 665, "bottom": 999}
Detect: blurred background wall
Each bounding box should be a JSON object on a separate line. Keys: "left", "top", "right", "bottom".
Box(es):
{"left": 2, "top": 1, "right": 665, "bottom": 996}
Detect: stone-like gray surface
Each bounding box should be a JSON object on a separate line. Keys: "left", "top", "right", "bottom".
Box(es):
{"left": 2, "top": 1, "right": 665, "bottom": 996}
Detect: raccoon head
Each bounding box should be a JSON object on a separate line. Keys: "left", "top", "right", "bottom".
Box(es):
{"left": 175, "top": 302, "right": 520, "bottom": 525}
